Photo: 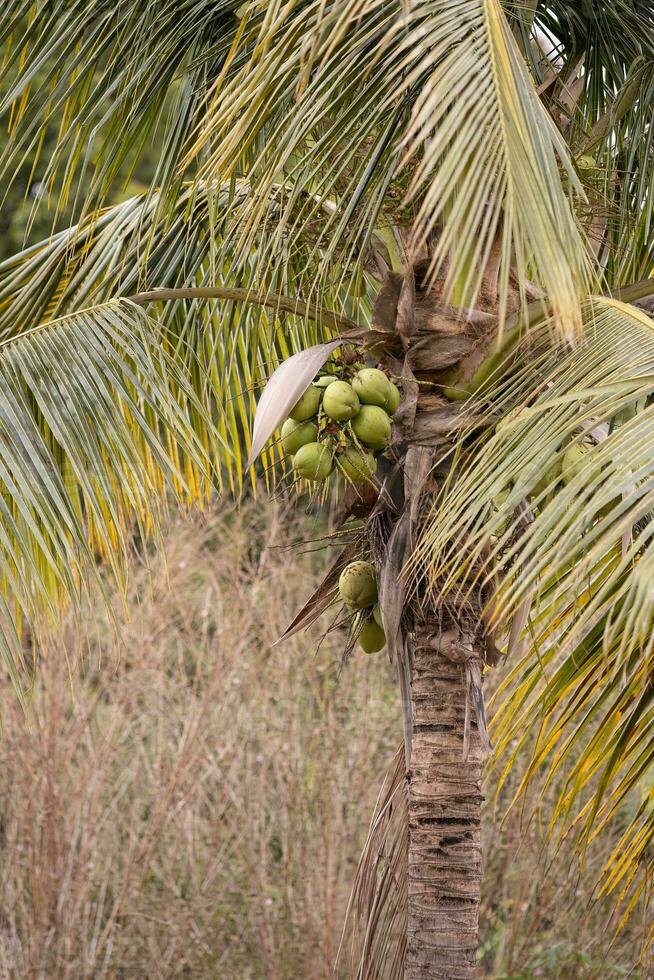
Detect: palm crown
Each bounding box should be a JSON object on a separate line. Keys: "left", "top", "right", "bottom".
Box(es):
{"left": 1, "top": 0, "right": 653, "bottom": 965}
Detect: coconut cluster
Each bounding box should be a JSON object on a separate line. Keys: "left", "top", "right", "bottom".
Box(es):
{"left": 281, "top": 365, "right": 400, "bottom": 485}
{"left": 337, "top": 560, "right": 386, "bottom": 654}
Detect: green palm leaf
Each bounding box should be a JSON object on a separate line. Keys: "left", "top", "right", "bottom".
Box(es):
{"left": 519, "top": 3, "right": 654, "bottom": 288}
{"left": 187, "top": 0, "right": 593, "bottom": 336}
{"left": 412, "top": 297, "right": 654, "bottom": 910}
{"left": 0, "top": 1, "right": 242, "bottom": 224}
{"left": 0, "top": 299, "right": 224, "bottom": 691}
{"left": 0, "top": 182, "right": 245, "bottom": 338}
{"left": 0, "top": 182, "right": 355, "bottom": 490}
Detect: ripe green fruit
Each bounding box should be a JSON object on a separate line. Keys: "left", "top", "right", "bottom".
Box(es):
{"left": 293, "top": 442, "right": 333, "bottom": 481}
{"left": 358, "top": 620, "right": 386, "bottom": 653}
{"left": 339, "top": 560, "right": 377, "bottom": 610}
{"left": 577, "top": 154, "right": 596, "bottom": 170}
{"left": 496, "top": 405, "right": 539, "bottom": 436}
{"left": 352, "top": 368, "right": 392, "bottom": 408}
{"left": 561, "top": 442, "right": 594, "bottom": 485}
{"left": 385, "top": 381, "right": 401, "bottom": 415}
{"left": 351, "top": 405, "right": 392, "bottom": 449}
{"left": 372, "top": 604, "right": 383, "bottom": 628}
{"left": 314, "top": 375, "right": 336, "bottom": 388}
{"left": 280, "top": 418, "right": 319, "bottom": 456}
{"left": 289, "top": 385, "right": 321, "bottom": 421}
{"left": 532, "top": 457, "right": 562, "bottom": 498}
{"left": 323, "top": 380, "right": 360, "bottom": 421}
{"left": 337, "top": 447, "right": 377, "bottom": 484}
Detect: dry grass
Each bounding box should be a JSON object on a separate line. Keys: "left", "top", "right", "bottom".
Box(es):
{"left": 0, "top": 502, "right": 649, "bottom": 979}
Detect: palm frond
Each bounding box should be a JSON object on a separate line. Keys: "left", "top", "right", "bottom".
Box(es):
{"left": 186, "top": 0, "right": 593, "bottom": 337}
{"left": 340, "top": 745, "right": 408, "bottom": 980}
{"left": 594, "top": 59, "right": 654, "bottom": 287}
{"left": 0, "top": 0, "right": 242, "bottom": 226}
{"left": 0, "top": 184, "right": 221, "bottom": 338}
{"left": 0, "top": 183, "right": 357, "bottom": 490}
{"left": 0, "top": 181, "right": 325, "bottom": 337}
{"left": 526, "top": 0, "right": 654, "bottom": 106}
{"left": 520, "top": 2, "right": 654, "bottom": 288}
{"left": 412, "top": 296, "right": 654, "bottom": 909}
{"left": 0, "top": 299, "right": 221, "bottom": 688}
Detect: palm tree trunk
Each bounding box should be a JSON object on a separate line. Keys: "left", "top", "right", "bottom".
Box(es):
{"left": 367, "top": 259, "right": 491, "bottom": 977}
{"left": 405, "top": 621, "right": 483, "bottom": 980}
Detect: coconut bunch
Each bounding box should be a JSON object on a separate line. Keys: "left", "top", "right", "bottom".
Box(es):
{"left": 280, "top": 365, "right": 400, "bottom": 485}
{"left": 337, "top": 560, "right": 386, "bottom": 654}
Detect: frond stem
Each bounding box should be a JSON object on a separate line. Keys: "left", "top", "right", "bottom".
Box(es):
{"left": 442, "top": 276, "right": 654, "bottom": 400}
{"left": 125, "top": 287, "right": 359, "bottom": 333}
{"left": 612, "top": 276, "right": 654, "bottom": 304}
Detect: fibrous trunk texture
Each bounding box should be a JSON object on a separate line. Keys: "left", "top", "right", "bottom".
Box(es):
{"left": 405, "top": 623, "right": 483, "bottom": 980}
{"left": 356, "top": 259, "right": 498, "bottom": 978}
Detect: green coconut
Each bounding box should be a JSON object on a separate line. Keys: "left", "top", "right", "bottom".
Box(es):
{"left": 358, "top": 620, "right": 386, "bottom": 653}
{"left": 496, "top": 405, "right": 539, "bottom": 436}
{"left": 352, "top": 368, "right": 392, "bottom": 408}
{"left": 531, "top": 456, "right": 562, "bottom": 498}
{"left": 372, "top": 604, "right": 383, "bottom": 628}
{"left": 293, "top": 442, "right": 333, "bottom": 481}
{"left": 489, "top": 488, "right": 511, "bottom": 537}
{"left": 561, "top": 442, "right": 595, "bottom": 485}
{"left": 351, "top": 405, "right": 392, "bottom": 449}
{"left": 338, "top": 560, "right": 377, "bottom": 610}
{"left": 280, "top": 418, "right": 319, "bottom": 456}
{"left": 322, "top": 380, "right": 360, "bottom": 421}
{"left": 385, "top": 381, "right": 401, "bottom": 415}
{"left": 314, "top": 375, "right": 336, "bottom": 388}
{"left": 577, "top": 154, "right": 596, "bottom": 170}
{"left": 289, "top": 385, "right": 321, "bottom": 421}
{"left": 336, "top": 447, "right": 377, "bottom": 484}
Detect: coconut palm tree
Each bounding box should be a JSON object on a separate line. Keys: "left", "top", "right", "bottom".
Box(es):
{"left": 1, "top": 1, "right": 653, "bottom": 976}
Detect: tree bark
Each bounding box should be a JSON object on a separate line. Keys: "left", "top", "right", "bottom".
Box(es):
{"left": 366, "top": 260, "right": 492, "bottom": 977}
{"left": 405, "top": 622, "right": 483, "bottom": 980}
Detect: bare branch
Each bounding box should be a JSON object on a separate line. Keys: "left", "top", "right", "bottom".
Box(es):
{"left": 125, "top": 286, "right": 360, "bottom": 333}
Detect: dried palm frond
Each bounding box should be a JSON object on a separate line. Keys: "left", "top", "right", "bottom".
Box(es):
{"left": 339, "top": 745, "right": 408, "bottom": 980}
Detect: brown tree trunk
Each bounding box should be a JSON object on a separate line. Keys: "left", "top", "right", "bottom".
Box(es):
{"left": 405, "top": 622, "right": 484, "bottom": 980}
{"left": 361, "top": 258, "right": 498, "bottom": 977}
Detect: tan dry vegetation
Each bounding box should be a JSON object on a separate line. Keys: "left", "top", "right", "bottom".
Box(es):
{"left": 0, "top": 502, "right": 648, "bottom": 979}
